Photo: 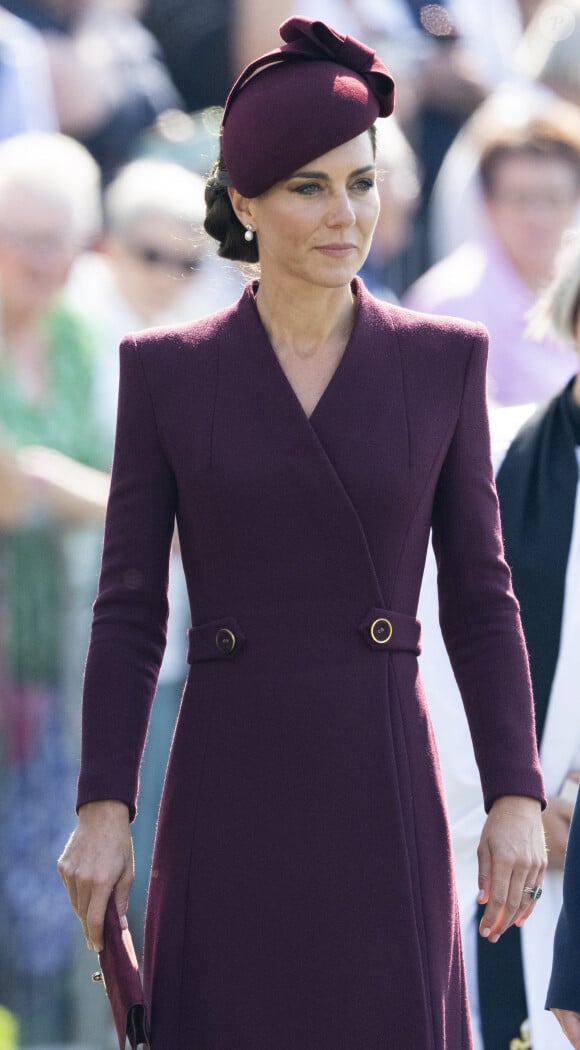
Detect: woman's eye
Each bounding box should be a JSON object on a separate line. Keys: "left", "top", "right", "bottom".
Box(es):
{"left": 292, "top": 182, "right": 322, "bottom": 195}
{"left": 353, "top": 178, "right": 376, "bottom": 192}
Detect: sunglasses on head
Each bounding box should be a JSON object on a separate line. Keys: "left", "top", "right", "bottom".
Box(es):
{"left": 128, "top": 243, "right": 203, "bottom": 274}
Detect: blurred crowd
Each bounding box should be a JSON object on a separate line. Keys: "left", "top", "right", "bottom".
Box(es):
{"left": 0, "top": 1, "right": 579, "bottom": 1047}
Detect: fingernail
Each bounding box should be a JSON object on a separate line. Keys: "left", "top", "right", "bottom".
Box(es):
{"left": 86, "top": 940, "right": 92, "bottom": 951}
{"left": 490, "top": 934, "right": 500, "bottom": 944}
{"left": 477, "top": 889, "right": 486, "bottom": 903}
{"left": 481, "top": 927, "right": 491, "bottom": 938}
{"left": 120, "top": 915, "right": 128, "bottom": 930}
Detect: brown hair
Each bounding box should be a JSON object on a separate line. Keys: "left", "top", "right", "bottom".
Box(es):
{"left": 204, "top": 137, "right": 259, "bottom": 264}
{"left": 477, "top": 110, "right": 580, "bottom": 198}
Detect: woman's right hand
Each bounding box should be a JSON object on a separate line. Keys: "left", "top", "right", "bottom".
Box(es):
{"left": 57, "top": 799, "right": 134, "bottom": 952}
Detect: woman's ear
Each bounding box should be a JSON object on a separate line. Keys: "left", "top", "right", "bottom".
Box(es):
{"left": 228, "top": 187, "right": 255, "bottom": 230}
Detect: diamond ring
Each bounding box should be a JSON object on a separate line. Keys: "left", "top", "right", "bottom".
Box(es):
{"left": 523, "top": 885, "right": 542, "bottom": 901}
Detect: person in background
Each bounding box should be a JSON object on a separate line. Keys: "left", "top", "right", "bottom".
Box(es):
{"left": 67, "top": 156, "right": 241, "bottom": 441}
{"left": 418, "top": 226, "right": 580, "bottom": 1049}
{"left": 0, "top": 8, "right": 56, "bottom": 137}
{"left": 0, "top": 132, "right": 109, "bottom": 1044}
{"left": 404, "top": 103, "right": 580, "bottom": 405}
{"left": 66, "top": 156, "right": 241, "bottom": 951}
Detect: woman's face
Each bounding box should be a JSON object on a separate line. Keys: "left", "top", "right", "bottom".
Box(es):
{"left": 484, "top": 154, "right": 580, "bottom": 286}
{"left": 238, "top": 132, "right": 380, "bottom": 292}
{"left": 0, "top": 187, "right": 78, "bottom": 318}
{"left": 108, "top": 214, "right": 203, "bottom": 319}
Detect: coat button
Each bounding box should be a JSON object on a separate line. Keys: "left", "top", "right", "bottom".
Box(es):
{"left": 370, "top": 618, "right": 393, "bottom": 645}
{"left": 215, "top": 627, "right": 236, "bottom": 654}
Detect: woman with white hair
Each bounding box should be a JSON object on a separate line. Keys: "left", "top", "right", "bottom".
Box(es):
{"left": 67, "top": 157, "right": 241, "bottom": 444}
{"left": 0, "top": 131, "right": 107, "bottom": 524}
{"left": 0, "top": 132, "right": 109, "bottom": 1043}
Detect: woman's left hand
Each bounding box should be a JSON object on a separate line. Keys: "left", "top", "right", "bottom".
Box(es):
{"left": 477, "top": 794, "right": 547, "bottom": 943}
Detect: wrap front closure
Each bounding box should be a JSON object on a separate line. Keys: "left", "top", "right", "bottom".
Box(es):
{"left": 219, "top": 282, "right": 411, "bottom": 618}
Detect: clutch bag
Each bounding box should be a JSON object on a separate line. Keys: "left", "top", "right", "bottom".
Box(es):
{"left": 91, "top": 895, "right": 150, "bottom": 1049}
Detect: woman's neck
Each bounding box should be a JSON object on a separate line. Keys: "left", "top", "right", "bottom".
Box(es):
{"left": 254, "top": 279, "right": 356, "bottom": 358}
{"left": 572, "top": 370, "right": 580, "bottom": 407}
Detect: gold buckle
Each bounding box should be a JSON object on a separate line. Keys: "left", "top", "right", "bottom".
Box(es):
{"left": 215, "top": 627, "right": 236, "bottom": 652}
{"left": 370, "top": 618, "right": 393, "bottom": 645}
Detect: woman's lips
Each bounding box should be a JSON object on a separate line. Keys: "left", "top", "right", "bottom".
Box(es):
{"left": 315, "top": 243, "right": 357, "bottom": 256}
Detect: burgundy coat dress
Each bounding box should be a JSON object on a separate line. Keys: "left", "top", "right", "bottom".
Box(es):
{"left": 77, "top": 278, "right": 545, "bottom": 1049}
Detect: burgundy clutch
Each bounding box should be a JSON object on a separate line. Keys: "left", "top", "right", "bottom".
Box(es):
{"left": 92, "top": 896, "right": 150, "bottom": 1049}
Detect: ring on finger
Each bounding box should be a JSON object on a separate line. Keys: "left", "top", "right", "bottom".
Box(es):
{"left": 523, "top": 885, "right": 542, "bottom": 901}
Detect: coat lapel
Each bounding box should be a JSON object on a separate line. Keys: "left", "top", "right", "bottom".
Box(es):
{"left": 213, "top": 281, "right": 408, "bottom": 609}
{"left": 305, "top": 281, "right": 412, "bottom": 607}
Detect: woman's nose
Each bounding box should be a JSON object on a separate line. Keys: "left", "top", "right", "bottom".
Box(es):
{"left": 326, "top": 190, "right": 356, "bottom": 226}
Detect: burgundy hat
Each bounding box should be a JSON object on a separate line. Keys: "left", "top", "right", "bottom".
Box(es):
{"left": 221, "top": 17, "right": 395, "bottom": 198}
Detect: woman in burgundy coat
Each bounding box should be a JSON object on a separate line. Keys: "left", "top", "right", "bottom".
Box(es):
{"left": 58, "top": 18, "right": 547, "bottom": 1049}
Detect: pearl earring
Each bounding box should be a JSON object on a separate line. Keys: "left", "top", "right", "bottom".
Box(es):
{"left": 244, "top": 225, "right": 254, "bottom": 242}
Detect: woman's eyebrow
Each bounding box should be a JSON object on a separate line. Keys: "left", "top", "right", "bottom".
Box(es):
{"left": 290, "top": 164, "right": 376, "bottom": 180}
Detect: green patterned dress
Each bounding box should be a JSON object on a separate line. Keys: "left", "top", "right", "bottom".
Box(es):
{"left": 0, "top": 302, "right": 105, "bottom": 1042}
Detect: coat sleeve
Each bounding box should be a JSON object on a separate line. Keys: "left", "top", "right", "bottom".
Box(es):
{"left": 546, "top": 798, "right": 580, "bottom": 1010}
{"left": 430, "top": 326, "right": 546, "bottom": 812}
{"left": 76, "top": 335, "right": 177, "bottom": 819}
